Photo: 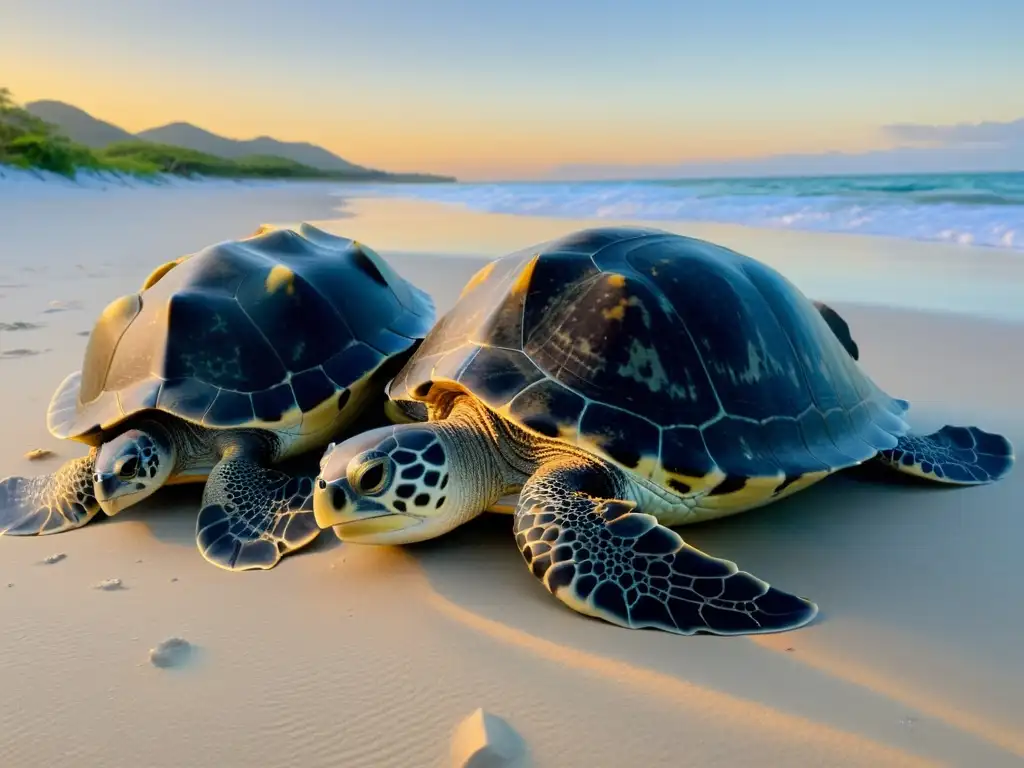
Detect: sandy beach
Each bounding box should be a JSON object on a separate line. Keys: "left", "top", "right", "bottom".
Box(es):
{"left": 1, "top": 180, "right": 1022, "bottom": 767}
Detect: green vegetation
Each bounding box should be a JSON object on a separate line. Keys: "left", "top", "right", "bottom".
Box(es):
{"left": 0, "top": 87, "right": 132, "bottom": 176}
{"left": 99, "top": 141, "right": 361, "bottom": 179}
{"left": 1, "top": 88, "right": 453, "bottom": 182}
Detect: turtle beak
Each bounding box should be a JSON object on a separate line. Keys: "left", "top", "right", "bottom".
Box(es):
{"left": 312, "top": 476, "right": 416, "bottom": 540}
{"left": 93, "top": 472, "right": 139, "bottom": 516}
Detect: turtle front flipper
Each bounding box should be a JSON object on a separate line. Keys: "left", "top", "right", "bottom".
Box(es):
{"left": 513, "top": 459, "right": 818, "bottom": 636}
{"left": 875, "top": 425, "right": 1014, "bottom": 485}
{"left": 195, "top": 453, "right": 320, "bottom": 571}
{"left": 0, "top": 450, "right": 101, "bottom": 535}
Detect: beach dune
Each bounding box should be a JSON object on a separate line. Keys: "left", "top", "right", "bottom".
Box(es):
{"left": 0, "top": 181, "right": 1021, "bottom": 767}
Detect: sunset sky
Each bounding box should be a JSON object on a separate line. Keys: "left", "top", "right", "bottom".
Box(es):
{"left": 3, "top": 0, "right": 1022, "bottom": 180}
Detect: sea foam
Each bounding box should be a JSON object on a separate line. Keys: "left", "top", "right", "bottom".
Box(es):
{"left": 339, "top": 173, "right": 1024, "bottom": 251}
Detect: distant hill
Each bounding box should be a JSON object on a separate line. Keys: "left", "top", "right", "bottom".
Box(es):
{"left": 23, "top": 99, "right": 453, "bottom": 181}
{"left": 136, "top": 122, "right": 367, "bottom": 173}
{"left": 26, "top": 100, "right": 137, "bottom": 148}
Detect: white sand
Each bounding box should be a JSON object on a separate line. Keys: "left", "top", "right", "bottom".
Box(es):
{"left": 0, "top": 182, "right": 1021, "bottom": 767}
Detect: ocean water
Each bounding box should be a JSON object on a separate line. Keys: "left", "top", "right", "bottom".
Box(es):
{"left": 341, "top": 172, "right": 1024, "bottom": 251}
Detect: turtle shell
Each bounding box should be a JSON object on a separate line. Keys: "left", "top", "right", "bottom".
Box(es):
{"left": 387, "top": 226, "right": 910, "bottom": 494}
{"left": 49, "top": 223, "right": 435, "bottom": 441}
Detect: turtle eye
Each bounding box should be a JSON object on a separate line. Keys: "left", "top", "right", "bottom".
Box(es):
{"left": 350, "top": 458, "right": 390, "bottom": 496}
{"left": 117, "top": 457, "right": 139, "bottom": 479}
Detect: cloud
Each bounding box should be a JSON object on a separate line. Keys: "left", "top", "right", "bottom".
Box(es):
{"left": 882, "top": 119, "right": 1024, "bottom": 147}
{"left": 546, "top": 118, "right": 1024, "bottom": 180}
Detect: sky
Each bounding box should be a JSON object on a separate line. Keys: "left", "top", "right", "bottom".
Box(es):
{"left": 2, "top": 0, "right": 1023, "bottom": 180}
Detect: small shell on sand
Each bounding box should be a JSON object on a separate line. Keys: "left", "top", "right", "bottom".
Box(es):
{"left": 24, "top": 448, "right": 55, "bottom": 461}
{"left": 94, "top": 578, "right": 124, "bottom": 591}
{"left": 149, "top": 637, "right": 193, "bottom": 669}
{"left": 42, "top": 553, "right": 66, "bottom": 565}
{"left": 451, "top": 708, "right": 529, "bottom": 768}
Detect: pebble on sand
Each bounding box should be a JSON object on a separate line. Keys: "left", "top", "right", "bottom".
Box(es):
{"left": 94, "top": 578, "right": 124, "bottom": 591}
{"left": 24, "top": 448, "right": 55, "bottom": 461}
{"left": 42, "top": 553, "right": 66, "bottom": 565}
{"left": 451, "top": 708, "right": 529, "bottom": 768}
{"left": 149, "top": 637, "right": 193, "bottom": 669}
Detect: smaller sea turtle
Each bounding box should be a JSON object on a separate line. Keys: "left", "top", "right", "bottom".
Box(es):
{"left": 312, "top": 227, "right": 1014, "bottom": 635}
{"left": 0, "top": 223, "right": 435, "bottom": 571}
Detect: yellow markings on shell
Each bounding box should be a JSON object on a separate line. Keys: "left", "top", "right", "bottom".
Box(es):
{"left": 460, "top": 261, "right": 497, "bottom": 298}
{"left": 140, "top": 256, "right": 189, "bottom": 291}
{"left": 694, "top": 473, "right": 792, "bottom": 520}
{"left": 617, "top": 338, "right": 694, "bottom": 400}
{"left": 246, "top": 223, "right": 277, "bottom": 239}
{"left": 601, "top": 293, "right": 651, "bottom": 327}
{"left": 510, "top": 253, "right": 541, "bottom": 297}
{"left": 652, "top": 464, "right": 727, "bottom": 496}
{"left": 772, "top": 470, "right": 830, "bottom": 502}
{"left": 603, "top": 302, "right": 627, "bottom": 321}
{"left": 628, "top": 454, "right": 664, "bottom": 482}
{"left": 606, "top": 273, "right": 627, "bottom": 288}
{"left": 100, "top": 293, "right": 142, "bottom": 325}
{"left": 265, "top": 264, "right": 296, "bottom": 295}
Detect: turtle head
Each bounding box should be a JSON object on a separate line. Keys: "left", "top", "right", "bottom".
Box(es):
{"left": 94, "top": 424, "right": 176, "bottom": 515}
{"left": 314, "top": 423, "right": 475, "bottom": 545}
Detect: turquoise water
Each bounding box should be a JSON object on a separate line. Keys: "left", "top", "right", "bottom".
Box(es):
{"left": 342, "top": 171, "right": 1024, "bottom": 251}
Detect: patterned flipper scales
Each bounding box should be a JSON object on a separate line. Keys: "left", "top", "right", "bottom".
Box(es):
{"left": 513, "top": 460, "right": 818, "bottom": 636}
{"left": 0, "top": 451, "right": 101, "bottom": 536}
{"left": 195, "top": 456, "right": 320, "bottom": 571}
{"left": 876, "top": 425, "right": 1014, "bottom": 485}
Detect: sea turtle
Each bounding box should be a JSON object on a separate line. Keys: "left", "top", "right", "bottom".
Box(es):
{"left": 0, "top": 222, "right": 435, "bottom": 571}
{"left": 311, "top": 226, "right": 1014, "bottom": 635}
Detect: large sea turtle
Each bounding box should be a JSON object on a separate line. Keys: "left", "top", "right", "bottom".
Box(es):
{"left": 0, "top": 223, "right": 435, "bottom": 571}
{"left": 311, "top": 226, "right": 1014, "bottom": 635}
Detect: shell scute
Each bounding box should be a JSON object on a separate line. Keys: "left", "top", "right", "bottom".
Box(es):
{"left": 659, "top": 425, "right": 718, "bottom": 481}
{"left": 203, "top": 389, "right": 254, "bottom": 427}
{"left": 251, "top": 382, "right": 298, "bottom": 424}
{"left": 759, "top": 417, "right": 831, "bottom": 476}
{"left": 79, "top": 293, "right": 143, "bottom": 406}
{"left": 578, "top": 402, "right": 660, "bottom": 475}
{"left": 290, "top": 367, "right": 339, "bottom": 413}
{"left": 323, "top": 343, "right": 384, "bottom": 389}
{"left": 456, "top": 346, "right": 545, "bottom": 409}
{"left": 702, "top": 416, "right": 784, "bottom": 479}
{"left": 507, "top": 379, "right": 587, "bottom": 438}
{"left": 161, "top": 291, "right": 284, "bottom": 391}
{"left": 155, "top": 377, "right": 220, "bottom": 422}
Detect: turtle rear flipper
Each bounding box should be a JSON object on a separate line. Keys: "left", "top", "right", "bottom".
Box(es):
{"left": 195, "top": 454, "right": 320, "bottom": 571}
{"left": 513, "top": 460, "right": 818, "bottom": 636}
{"left": 876, "top": 425, "right": 1014, "bottom": 484}
{"left": 0, "top": 452, "right": 101, "bottom": 535}
{"left": 813, "top": 300, "right": 859, "bottom": 360}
